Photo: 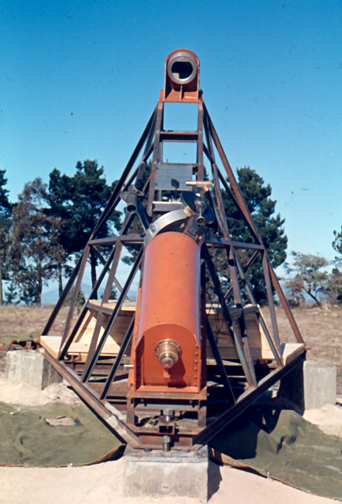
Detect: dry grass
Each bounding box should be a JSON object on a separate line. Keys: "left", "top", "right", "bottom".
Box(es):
{"left": 1, "top": 303, "right": 341, "bottom": 392}
{"left": 0, "top": 305, "right": 79, "bottom": 345}
{"left": 262, "top": 305, "right": 342, "bottom": 394}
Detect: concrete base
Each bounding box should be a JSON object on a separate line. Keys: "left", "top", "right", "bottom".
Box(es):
{"left": 5, "top": 350, "right": 62, "bottom": 390}
{"left": 303, "top": 360, "right": 336, "bottom": 409}
{"left": 123, "top": 445, "right": 209, "bottom": 502}
{"left": 278, "top": 359, "right": 336, "bottom": 412}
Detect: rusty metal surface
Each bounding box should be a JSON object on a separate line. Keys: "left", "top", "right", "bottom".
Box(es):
{"left": 163, "top": 49, "right": 200, "bottom": 103}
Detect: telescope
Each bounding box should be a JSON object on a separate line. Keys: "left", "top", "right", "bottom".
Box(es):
{"left": 41, "top": 49, "right": 306, "bottom": 453}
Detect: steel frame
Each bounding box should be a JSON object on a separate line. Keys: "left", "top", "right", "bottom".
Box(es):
{"left": 41, "top": 55, "right": 305, "bottom": 452}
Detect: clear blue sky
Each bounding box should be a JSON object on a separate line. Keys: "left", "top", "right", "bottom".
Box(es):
{"left": 1, "top": 0, "right": 341, "bottom": 270}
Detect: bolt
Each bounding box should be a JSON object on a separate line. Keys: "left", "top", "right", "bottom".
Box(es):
{"left": 163, "top": 435, "right": 171, "bottom": 452}
{"left": 163, "top": 409, "right": 174, "bottom": 422}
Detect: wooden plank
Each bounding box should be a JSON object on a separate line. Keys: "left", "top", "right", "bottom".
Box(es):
{"left": 281, "top": 342, "right": 305, "bottom": 365}
{"left": 40, "top": 335, "right": 121, "bottom": 361}
{"left": 42, "top": 301, "right": 277, "bottom": 363}
{"left": 207, "top": 307, "right": 274, "bottom": 361}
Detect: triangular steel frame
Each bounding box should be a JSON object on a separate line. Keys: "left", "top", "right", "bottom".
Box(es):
{"left": 41, "top": 58, "right": 306, "bottom": 452}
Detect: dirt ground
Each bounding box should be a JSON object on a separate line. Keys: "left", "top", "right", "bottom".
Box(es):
{"left": 261, "top": 304, "right": 342, "bottom": 394}
{"left": 0, "top": 304, "right": 341, "bottom": 503}
{"left": 0, "top": 377, "right": 340, "bottom": 504}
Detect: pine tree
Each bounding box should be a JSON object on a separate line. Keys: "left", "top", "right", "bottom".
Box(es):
{"left": 4, "top": 281, "right": 19, "bottom": 305}
{"left": 8, "top": 179, "right": 64, "bottom": 306}
{"left": 47, "top": 168, "right": 77, "bottom": 296}
{"left": 220, "top": 167, "right": 288, "bottom": 304}
{"left": 47, "top": 161, "right": 121, "bottom": 297}
{"left": 68, "top": 160, "right": 121, "bottom": 294}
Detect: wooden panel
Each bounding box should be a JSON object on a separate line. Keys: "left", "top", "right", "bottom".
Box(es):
{"left": 42, "top": 301, "right": 279, "bottom": 363}
{"left": 40, "top": 335, "right": 120, "bottom": 363}
{"left": 281, "top": 342, "right": 305, "bottom": 365}
{"left": 207, "top": 305, "right": 274, "bottom": 361}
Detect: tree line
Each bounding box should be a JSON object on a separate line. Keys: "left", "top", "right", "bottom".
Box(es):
{"left": 0, "top": 161, "right": 120, "bottom": 306}
{"left": 0, "top": 161, "right": 341, "bottom": 309}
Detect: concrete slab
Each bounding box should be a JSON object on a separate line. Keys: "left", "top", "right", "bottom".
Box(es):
{"left": 123, "top": 445, "right": 209, "bottom": 502}
{"left": 277, "top": 359, "right": 336, "bottom": 413}
{"left": 5, "top": 350, "right": 62, "bottom": 390}
{"left": 303, "top": 360, "right": 336, "bottom": 410}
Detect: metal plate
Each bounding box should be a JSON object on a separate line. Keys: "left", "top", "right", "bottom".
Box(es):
{"left": 155, "top": 164, "right": 194, "bottom": 190}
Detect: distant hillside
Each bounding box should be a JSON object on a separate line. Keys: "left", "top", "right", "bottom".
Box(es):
{"left": 41, "top": 284, "right": 137, "bottom": 305}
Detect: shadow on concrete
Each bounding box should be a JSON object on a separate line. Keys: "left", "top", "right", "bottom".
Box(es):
{"left": 208, "top": 460, "right": 222, "bottom": 500}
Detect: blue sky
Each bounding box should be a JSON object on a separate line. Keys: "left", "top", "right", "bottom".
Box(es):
{"left": 1, "top": 0, "right": 341, "bottom": 278}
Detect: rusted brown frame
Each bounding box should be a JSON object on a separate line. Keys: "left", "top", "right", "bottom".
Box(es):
{"left": 203, "top": 109, "right": 253, "bottom": 354}
{"left": 193, "top": 351, "right": 305, "bottom": 448}
{"left": 204, "top": 104, "right": 304, "bottom": 345}
{"left": 80, "top": 241, "right": 124, "bottom": 382}
{"left": 233, "top": 252, "right": 283, "bottom": 366}
{"left": 196, "top": 102, "right": 204, "bottom": 186}
{"left": 206, "top": 237, "right": 263, "bottom": 251}
{"left": 268, "top": 266, "right": 304, "bottom": 344}
{"left": 147, "top": 100, "right": 164, "bottom": 216}
{"left": 201, "top": 259, "right": 235, "bottom": 404}
{"left": 224, "top": 249, "right": 258, "bottom": 303}
{"left": 91, "top": 108, "right": 156, "bottom": 238}
{"left": 203, "top": 110, "right": 257, "bottom": 379}
{"left": 203, "top": 110, "right": 229, "bottom": 239}
{"left": 224, "top": 250, "right": 259, "bottom": 302}
{"left": 221, "top": 248, "right": 282, "bottom": 369}
{"left": 43, "top": 349, "right": 141, "bottom": 447}
{"left": 43, "top": 109, "right": 156, "bottom": 337}
{"left": 222, "top": 244, "right": 283, "bottom": 366}
{"left": 204, "top": 104, "right": 258, "bottom": 236}
{"left": 82, "top": 247, "right": 143, "bottom": 383}
{"left": 227, "top": 245, "right": 257, "bottom": 383}
{"left": 80, "top": 211, "right": 138, "bottom": 381}
{"left": 92, "top": 245, "right": 129, "bottom": 301}
{"left": 216, "top": 164, "right": 260, "bottom": 244}
{"left": 213, "top": 162, "right": 281, "bottom": 357}
{"left": 58, "top": 245, "right": 118, "bottom": 360}
{"left": 206, "top": 316, "right": 236, "bottom": 404}
{"left": 100, "top": 314, "right": 135, "bottom": 400}
{"left": 60, "top": 245, "right": 91, "bottom": 350}
{"left": 202, "top": 244, "right": 257, "bottom": 387}
{"left": 88, "top": 234, "right": 144, "bottom": 246}
{"left": 125, "top": 112, "right": 156, "bottom": 191}
{"left": 203, "top": 190, "right": 228, "bottom": 240}
{"left": 204, "top": 172, "right": 283, "bottom": 366}
{"left": 262, "top": 251, "right": 281, "bottom": 354}
{"left": 58, "top": 212, "right": 136, "bottom": 361}
{"left": 42, "top": 258, "right": 82, "bottom": 335}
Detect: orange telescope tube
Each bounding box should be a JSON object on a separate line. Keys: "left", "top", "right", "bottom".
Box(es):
{"left": 131, "top": 231, "right": 203, "bottom": 393}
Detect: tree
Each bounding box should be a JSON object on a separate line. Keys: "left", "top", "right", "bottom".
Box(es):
{"left": 284, "top": 252, "right": 329, "bottom": 309}
{"left": 47, "top": 168, "right": 77, "bottom": 296}
{"left": 8, "top": 179, "right": 64, "bottom": 306}
{"left": 328, "top": 229, "right": 342, "bottom": 305}
{"left": 333, "top": 228, "right": 342, "bottom": 263}
{"left": 326, "top": 268, "right": 342, "bottom": 306}
{"left": 220, "top": 167, "right": 288, "bottom": 304}
{"left": 0, "top": 169, "right": 12, "bottom": 305}
{"left": 65, "top": 286, "right": 86, "bottom": 307}
{"left": 4, "top": 281, "right": 20, "bottom": 305}
{"left": 47, "top": 161, "right": 121, "bottom": 297}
